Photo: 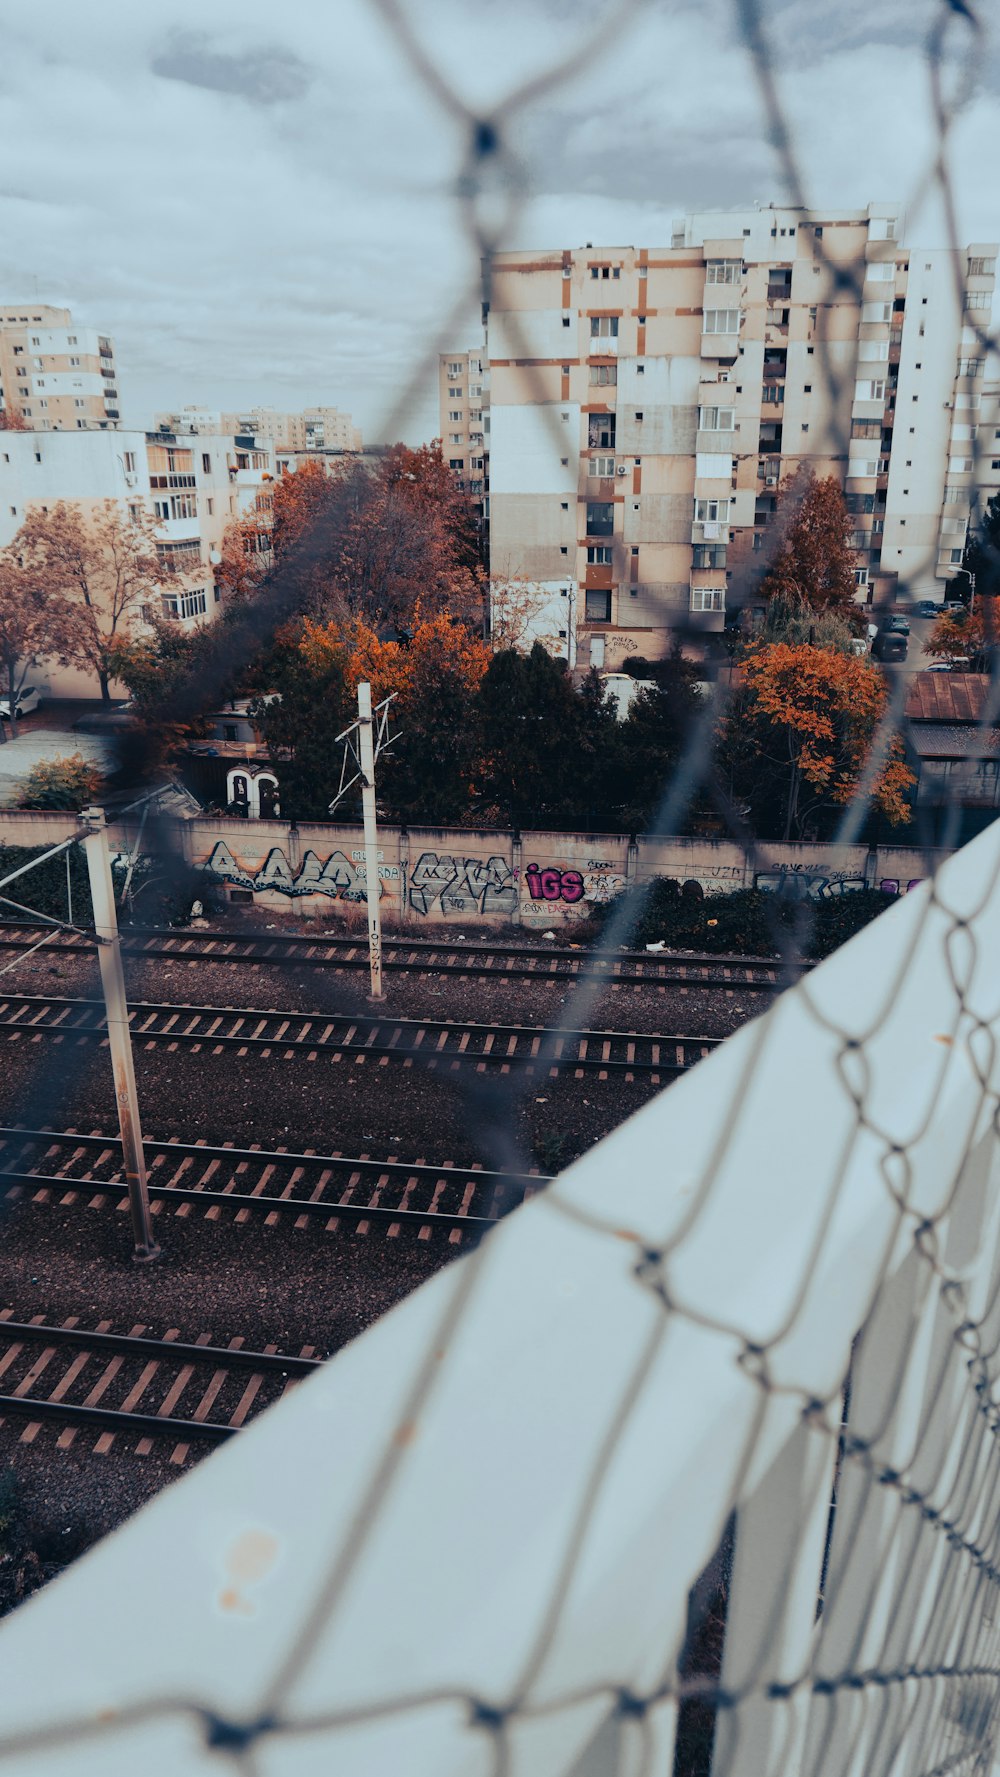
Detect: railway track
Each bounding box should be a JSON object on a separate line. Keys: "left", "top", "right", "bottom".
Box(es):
{"left": 0, "top": 991, "right": 719, "bottom": 1079}
{"left": 0, "top": 919, "right": 799, "bottom": 989}
{"left": 0, "top": 1126, "right": 544, "bottom": 1240}
{"left": 0, "top": 1310, "right": 319, "bottom": 1463}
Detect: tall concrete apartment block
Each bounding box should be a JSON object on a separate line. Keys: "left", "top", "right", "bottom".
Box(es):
{"left": 485, "top": 205, "right": 997, "bottom": 669}
{"left": 438, "top": 349, "right": 488, "bottom": 523}
{"left": 0, "top": 304, "right": 120, "bottom": 432}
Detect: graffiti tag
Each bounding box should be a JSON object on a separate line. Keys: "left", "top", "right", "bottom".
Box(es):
{"left": 206, "top": 842, "right": 398, "bottom": 901}
{"left": 408, "top": 853, "right": 517, "bottom": 917}
{"left": 754, "top": 869, "right": 865, "bottom": 901}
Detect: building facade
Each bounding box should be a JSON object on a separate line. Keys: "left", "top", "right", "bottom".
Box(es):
{"left": 0, "top": 427, "right": 275, "bottom": 694}
{"left": 0, "top": 304, "right": 120, "bottom": 432}
{"left": 157, "top": 405, "right": 363, "bottom": 454}
{"left": 484, "top": 206, "right": 998, "bottom": 669}
{"left": 438, "top": 348, "right": 489, "bottom": 526}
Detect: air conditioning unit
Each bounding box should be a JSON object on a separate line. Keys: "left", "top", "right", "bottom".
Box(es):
{"left": 766, "top": 473, "right": 778, "bottom": 487}
{"left": 616, "top": 465, "right": 628, "bottom": 477}
{"left": 124, "top": 473, "right": 136, "bottom": 487}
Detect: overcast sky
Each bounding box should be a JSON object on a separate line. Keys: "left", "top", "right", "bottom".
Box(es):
{"left": 2, "top": 0, "right": 998, "bottom": 444}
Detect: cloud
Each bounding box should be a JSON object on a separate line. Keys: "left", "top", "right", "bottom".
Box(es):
{"left": 0, "top": 0, "right": 997, "bottom": 446}
{"left": 150, "top": 31, "right": 313, "bottom": 106}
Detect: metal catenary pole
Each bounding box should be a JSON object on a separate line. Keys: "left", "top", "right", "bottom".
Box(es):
{"left": 357, "top": 681, "right": 384, "bottom": 1000}
{"left": 80, "top": 806, "right": 159, "bottom": 1262}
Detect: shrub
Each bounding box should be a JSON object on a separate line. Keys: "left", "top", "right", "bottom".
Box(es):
{"left": 595, "top": 880, "right": 892, "bottom": 959}
{"left": 20, "top": 754, "right": 103, "bottom": 812}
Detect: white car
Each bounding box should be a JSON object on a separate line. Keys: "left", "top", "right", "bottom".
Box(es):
{"left": 0, "top": 684, "right": 42, "bottom": 719}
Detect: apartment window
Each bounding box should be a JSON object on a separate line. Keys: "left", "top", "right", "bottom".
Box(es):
{"left": 589, "top": 456, "right": 615, "bottom": 477}
{"left": 636, "top": 363, "right": 645, "bottom": 374}
{"left": 694, "top": 498, "right": 729, "bottom": 523}
{"left": 852, "top": 419, "right": 882, "bottom": 440}
{"left": 847, "top": 458, "right": 879, "bottom": 479}
{"left": 692, "top": 544, "right": 727, "bottom": 569}
{"left": 589, "top": 363, "right": 617, "bottom": 385}
{"left": 590, "top": 316, "right": 619, "bottom": 338}
{"left": 762, "top": 384, "right": 784, "bottom": 405}
{"left": 562, "top": 317, "right": 571, "bottom": 327}
{"left": 450, "top": 458, "right": 464, "bottom": 470}
{"left": 38, "top": 399, "right": 47, "bottom": 409}
{"left": 447, "top": 361, "right": 463, "bottom": 374}
{"left": 448, "top": 385, "right": 462, "bottom": 397}
{"left": 169, "top": 492, "right": 198, "bottom": 520}
{"left": 12, "top": 347, "right": 22, "bottom": 356}
{"left": 449, "top": 409, "right": 462, "bottom": 421}
{"left": 854, "top": 568, "right": 869, "bottom": 587}
{"left": 690, "top": 586, "right": 725, "bottom": 612}
{"left": 698, "top": 406, "right": 735, "bottom": 431}
{"left": 450, "top": 432, "right": 462, "bottom": 444}
{"left": 942, "top": 485, "right": 965, "bottom": 504}
{"left": 706, "top": 260, "right": 741, "bottom": 284}
{"left": 585, "top": 589, "right": 612, "bottom": 621}
{"left": 854, "top": 379, "right": 886, "bottom": 401}
{"left": 865, "top": 262, "right": 895, "bottom": 281}
{"left": 67, "top": 335, "right": 77, "bottom": 345}
{"left": 862, "top": 302, "right": 892, "bottom": 323}
{"left": 958, "top": 358, "right": 983, "bottom": 377}
{"left": 471, "top": 457, "right": 483, "bottom": 470}
{"left": 703, "top": 308, "right": 740, "bottom": 334}
{"left": 469, "top": 383, "right": 481, "bottom": 396}
{"left": 586, "top": 502, "right": 614, "bottom": 536}
{"left": 74, "top": 398, "right": 85, "bottom": 408}
{"left": 588, "top": 413, "right": 616, "bottom": 448}
{"left": 206, "top": 497, "right": 214, "bottom": 516}
{"left": 858, "top": 340, "right": 890, "bottom": 362}
{"left": 638, "top": 265, "right": 647, "bottom": 277}
{"left": 968, "top": 256, "right": 995, "bottom": 277}
{"left": 965, "top": 291, "right": 992, "bottom": 311}
{"left": 127, "top": 502, "right": 143, "bottom": 524}
{"left": 948, "top": 456, "right": 973, "bottom": 473}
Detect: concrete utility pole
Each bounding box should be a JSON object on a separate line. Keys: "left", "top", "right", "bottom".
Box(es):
{"left": 81, "top": 807, "right": 159, "bottom": 1262}
{"left": 357, "top": 681, "right": 383, "bottom": 1000}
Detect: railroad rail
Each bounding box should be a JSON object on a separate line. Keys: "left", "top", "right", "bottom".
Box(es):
{"left": 0, "top": 992, "right": 719, "bottom": 1079}
{"left": 0, "top": 1309, "right": 319, "bottom": 1463}
{"left": 0, "top": 918, "right": 800, "bottom": 989}
{"left": 0, "top": 1127, "right": 544, "bottom": 1239}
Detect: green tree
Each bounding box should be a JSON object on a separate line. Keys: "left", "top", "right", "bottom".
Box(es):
{"left": 21, "top": 753, "right": 103, "bottom": 811}
{"left": 249, "top": 621, "right": 353, "bottom": 821}
{"left": 0, "top": 539, "right": 80, "bottom": 740}
{"left": 476, "top": 646, "right": 618, "bottom": 829}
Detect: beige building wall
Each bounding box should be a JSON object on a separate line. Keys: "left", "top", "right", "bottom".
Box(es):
{"left": 0, "top": 304, "right": 120, "bottom": 433}
{"left": 487, "top": 208, "right": 998, "bottom": 664}
{"left": 438, "top": 348, "right": 488, "bottom": 524}
{"left": 157, "top": 405, "right": 363, "bottom": 453}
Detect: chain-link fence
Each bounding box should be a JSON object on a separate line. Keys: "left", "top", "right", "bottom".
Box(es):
{"left": 1, "top": 1, "right": 1000, "bottom": 1773}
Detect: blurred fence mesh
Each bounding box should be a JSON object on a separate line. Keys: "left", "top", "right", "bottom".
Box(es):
{"left": 2, "top": 2, "right": 1000, "bottom": 1774}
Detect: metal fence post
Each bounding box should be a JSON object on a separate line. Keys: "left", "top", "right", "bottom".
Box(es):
{"left": 80, "top": 806, "right": 159, "bottom": 1262}
{"left": 357, "top": 682, "right": 384, "bottom": 1000}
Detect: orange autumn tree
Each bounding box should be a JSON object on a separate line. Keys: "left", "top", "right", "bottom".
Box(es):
{"left": 345, "top": 609, "right": 490, "bottom": 824}
{"left": 760, "top": 468, "right": 862, "bottom": 621}
{"left": 735, "top": 643, "right": 914, "bottom": 839}
{"left": 925, "top": 598, "right": 997, "bottom": 667}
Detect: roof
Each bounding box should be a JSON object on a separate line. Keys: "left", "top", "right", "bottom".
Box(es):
{"left": 910, "top": 723, "right": 1000, "bottom": 760}
{"left": 905, "top": 673, "right": 992, "bottom": 723}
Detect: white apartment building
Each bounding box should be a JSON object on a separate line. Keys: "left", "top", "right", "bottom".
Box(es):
{"left": 0, "top": 427, "right": 275, "bottom": 694}
{"left": 157, "top": 405, "right": 363, "bottom": 454}
{"left": 0, "top": 304, "right": 120, "bottom": 432}
{"left": 484, "top": 206, "right": 998, "bottom": 669}
{"left": 438, "top": 349, "right": 489, "bottom": 525}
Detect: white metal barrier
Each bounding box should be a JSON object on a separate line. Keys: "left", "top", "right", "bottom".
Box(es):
{"left": 2, "top": 825, "right": 1000, "bottom": 1776}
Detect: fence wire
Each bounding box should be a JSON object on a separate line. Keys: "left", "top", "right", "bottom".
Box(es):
{"left": 2, "top": 1, "right": 1000, "bottom": 1774}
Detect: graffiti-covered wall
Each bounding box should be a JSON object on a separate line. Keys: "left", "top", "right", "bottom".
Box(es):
{"left": 0, "top": 811, "right": 946, "bottom": 929}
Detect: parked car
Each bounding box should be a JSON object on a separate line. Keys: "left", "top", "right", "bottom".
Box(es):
{"left": 942, "top": 600, "right": 969, "bottom": 617}
{"left": 0, "top": 684, "right": 42, "bottom": 719}
{"left": 871, "top": 631, "right": 908, "bottom": 663}
{"left": 880, "top": 614, "right": 910, "bottom": 636}
{"left": 926, "top": 658, "right": 970, "bottom": 672}
{"left": 914, "top": 600, "right": 941, "bottom": 619}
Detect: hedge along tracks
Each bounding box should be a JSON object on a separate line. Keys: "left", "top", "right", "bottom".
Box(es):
{"left": 0, "top": 919, "right": 804, "bottom": 991}
{"left": 0, "top": 1126, "right": 546, "bottom": 1246}
{"left": 0, "top": 992, "right": 721, "bottom": 1081}
{"left": 0, "top": 1310, "right": 320, "bottom": 1465}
